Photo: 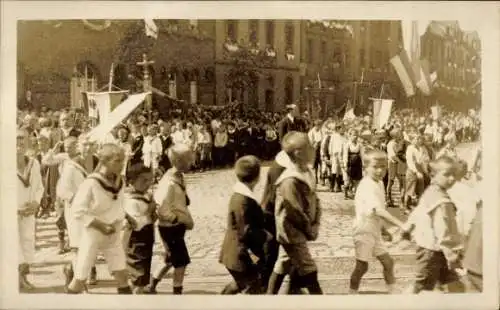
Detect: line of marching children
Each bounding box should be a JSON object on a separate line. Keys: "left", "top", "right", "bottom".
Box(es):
{"left": 17, "top": 127, "right": 482, "bottom": 295}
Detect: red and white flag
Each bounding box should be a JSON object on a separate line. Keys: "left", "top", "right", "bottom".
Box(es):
{"left": 390, "top": 49, "right": 416, "bottom": 97}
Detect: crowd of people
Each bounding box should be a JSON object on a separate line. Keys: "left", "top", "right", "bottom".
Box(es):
{"left": 16, "top": 100, "right": 482, "bottom": 295}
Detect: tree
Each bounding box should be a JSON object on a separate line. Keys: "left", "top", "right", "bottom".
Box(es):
{"left": 223, "top": 45, "right": 264, "bottom": 105}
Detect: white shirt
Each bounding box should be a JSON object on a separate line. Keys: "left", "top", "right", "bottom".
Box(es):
{"left": 406, "top": 144, "right": 426, "bottom": 173}
{"left": 56, "top": 159, "right": 88, "bottom": 203}
{"left": 448, "top": 181, "right": 481, "bottom": 238}
{"left": 123, "top": 192, "right": 153, "bottom": 231}
{"left": 142, "top": 135, "right": 163, "bottom": 168}
{"left": 171, "top": 130, "right": 184, "bottom": 145}
{"left": 308, "top": 128, "right": 323, "bottom": 146}
{"left": 17, "top": 158, "right": 44, "bottom": 210}
{"left": 353, "top": 177, "right": 386, "bottom": 235}
{"left": 72, "top": 175, "right": 125, "bottom": 227}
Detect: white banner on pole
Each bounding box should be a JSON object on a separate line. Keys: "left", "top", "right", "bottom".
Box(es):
{"left": 431, "top": 105, "right": 441, "bottom": 120}
{"left": 370, "top": 98, "right": 393, "bottom": 129}
{"left": 86, "top": 92, "right": 150, "bottom": 142}
{"left": 85, "top": 91, "right": 128, "bottom": 125}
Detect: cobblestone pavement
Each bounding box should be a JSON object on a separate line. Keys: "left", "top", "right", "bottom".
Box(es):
{"left": 24, "top": 143, "right": 477, "bottom": 295}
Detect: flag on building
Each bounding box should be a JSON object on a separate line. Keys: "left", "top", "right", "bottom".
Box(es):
{"left": 145, "top": 19, "right": 158, "bottom": 39}
{"left": 390, "top": 49, "right": 416, "bottom": 97}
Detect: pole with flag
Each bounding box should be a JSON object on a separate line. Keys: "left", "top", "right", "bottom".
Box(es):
{"left": 144, "top": 19, "right": 158, "bottom": 40}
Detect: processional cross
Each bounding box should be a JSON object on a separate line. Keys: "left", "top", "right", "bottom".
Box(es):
{"left": 137, "top": 53, "right": 155, "bottom": 123}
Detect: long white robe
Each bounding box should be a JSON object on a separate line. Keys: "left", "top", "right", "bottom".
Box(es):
{"left": 18, "top": 158, "right": 44, "bottom": 265}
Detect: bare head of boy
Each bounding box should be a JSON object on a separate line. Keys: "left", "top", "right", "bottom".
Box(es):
{"left": 430, "top": 156, "right": 457, "bottom": 190}
{"left": 235, "top": 155, "right": 261, "bottom": 189}
{"left": 363, "top": 150, "right": 388, "bottom": 182}
{"left": 281, "top": 131, "right": 314, "bottom": 171}
{"left": 167, "top": 144, "right": 194, "bottom": 173}
{"left": 128, "top": 163, "right": 154, "bottom": 194}
{"left": 97, "top": 143, "right": 126, "bottom": 176}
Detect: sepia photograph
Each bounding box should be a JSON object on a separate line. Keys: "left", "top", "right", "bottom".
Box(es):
{"left": 1, "top": 1, "right": 499, "bottom": 310}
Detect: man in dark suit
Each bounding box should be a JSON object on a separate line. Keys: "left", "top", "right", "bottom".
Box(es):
{"left": 129, "top": 122, "right": 144, "bottom": 167}
{"left": 277, "top": 104, "right": 306, "bottom": 142}
{"left": 158, "top": 122, "right": 173, "bottom": 171}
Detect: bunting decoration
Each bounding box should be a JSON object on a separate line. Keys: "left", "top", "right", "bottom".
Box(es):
{"left": 82, "top": 20, "right": 112, "bottom": 31}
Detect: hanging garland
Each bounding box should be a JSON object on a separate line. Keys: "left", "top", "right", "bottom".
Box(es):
{"left": 82, "top": 20, "right": 112, "bottom": 31}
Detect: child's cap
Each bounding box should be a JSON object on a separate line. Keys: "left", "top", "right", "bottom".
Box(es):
{"left": 235, "top": 155, "right": 261, "bottom": 183}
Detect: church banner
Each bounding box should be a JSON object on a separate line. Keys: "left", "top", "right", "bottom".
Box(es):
{"left": 371, "top": 98, "right": 394, "bottom": 129}
{"left": 86, "top": 92, "right": 150, "bottom": 142}
{"left": 84, "top": 90, "right": 128, "bottom": 125}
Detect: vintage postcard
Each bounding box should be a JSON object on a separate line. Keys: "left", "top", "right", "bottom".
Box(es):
{"left": 1, "top": 1, "right": 498, "bottom": 309}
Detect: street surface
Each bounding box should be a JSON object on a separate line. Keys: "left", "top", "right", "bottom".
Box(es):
{"left": 25, "top": 143, "right": 477, "bottom": 295}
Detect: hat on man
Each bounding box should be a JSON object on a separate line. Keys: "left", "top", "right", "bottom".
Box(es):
{"left": 286, "top": 104, "right": 297, "bottom": 111}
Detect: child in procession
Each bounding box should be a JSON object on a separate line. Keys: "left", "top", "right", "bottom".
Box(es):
{"left": 152, "top": 143, "right": 195, "bottom": 294}
{"left": 268, "top": 131, "right": 323, "bottom": 295}
{"left": 17, "top": 129, "right": 44, "bottom": 290}
{"left": 401, "top": 156, "right": 465, "bottom": 293}
{"left": 219, "top": 155, "right": 271, "bottom": 294}
{"left": 122, "top": 163, "right": 156, "bottom": 294}
{"left": 66, "top": 143, "right": 131, "bottom": 294}
{"left": 349, "top": 150, "right": 407, "bottom": 294}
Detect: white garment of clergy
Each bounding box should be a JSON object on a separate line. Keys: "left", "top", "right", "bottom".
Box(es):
{"left": 18, "top": 158, "right": 44, "bottom": 265}
{"left": 18, "top": 158, "right": 44, "bottom": 211}
{"left": 142, "top": 135, "right": 162, "bottom": 169}
{"left": 308, "top": 128, "right": 323, "bottom": 147}
{"left": 57, "top": 159, "right": 89, "bottom": 248}
{"left": 71, "top": 173, "right": 126, "bottom": 228}
{"left": 56, "top": 158, "right": 88, "bottom": 202}
{"left": 171, "top": 130, "right": 185, "bottom": 145}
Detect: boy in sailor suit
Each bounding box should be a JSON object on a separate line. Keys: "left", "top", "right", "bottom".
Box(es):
{"left": 219, "top": 156, "right": 271, "bottom": 294}
{"left": 66, "top": 143, "right": 131, "bottom": 294}
{"left": 142, "top": 124, "right": 163, "bottom": 176}
{"left": 42, "top": 136, "right": 99, "bottom": 286}
{"left": 17, "top": 129, "right": 44, "bottom": 290}
{"left": 152, "top": 143, "right": 194, "bottom": 294}
{"left": 122, "top": 163, "right": 156, "bottom": 294}
{"left": 268, "top": 131, "right": 323, "bottom": 294}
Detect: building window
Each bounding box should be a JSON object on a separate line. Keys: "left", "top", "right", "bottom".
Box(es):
{"left": 321, "top": 41, "right": 327, "bottom": 64}
{"left": 249, "top": 20, "right": 258, "bottom": 45}
{"left": 266, "top": 20, "right": 275, "bottom": 46}
{"left": 285, "top": 22, "right": 294, "bottom": 53}
{"left": 307, "top": 39, "right": 314, "bottom": 63}
{"left": 226, "top": 20, "right": 237, "bottom": 42}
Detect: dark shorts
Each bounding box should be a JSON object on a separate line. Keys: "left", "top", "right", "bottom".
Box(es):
{"left": 127, "top": 224, "right": 155, "bottom": 287}
{"left": 414, "top": 247, "right": 460, "bottom": 292}
{"left": 158, "top": 225, "right": 190, "bottom": 268}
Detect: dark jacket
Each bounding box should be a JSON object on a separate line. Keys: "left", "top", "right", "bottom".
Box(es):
{"left": 219, "top": 190, "right": 267, "bottom": 272}
{"left": 261, "top": 161, "right": 286, "bottom": 236}
{"left": 277, "top": 116, "right": 306, "bottom": 142}
{"left": 130, "top": 134, "right": 144, "bottom": 165}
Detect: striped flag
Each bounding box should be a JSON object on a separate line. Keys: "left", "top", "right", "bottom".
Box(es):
{"left": 390, "top": 49, "right": 416, "bottom": 97}
{"left": 145, "top": 19, "right": 158, "bottom": 39}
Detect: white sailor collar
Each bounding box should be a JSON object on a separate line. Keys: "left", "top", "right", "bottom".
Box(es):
{"left": 232, "top": 181, "right": 259, "bottom": 202}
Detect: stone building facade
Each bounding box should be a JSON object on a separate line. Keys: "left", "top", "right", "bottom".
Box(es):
{"left": 421, "top": 21, "right": 481, "bottom": 110}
